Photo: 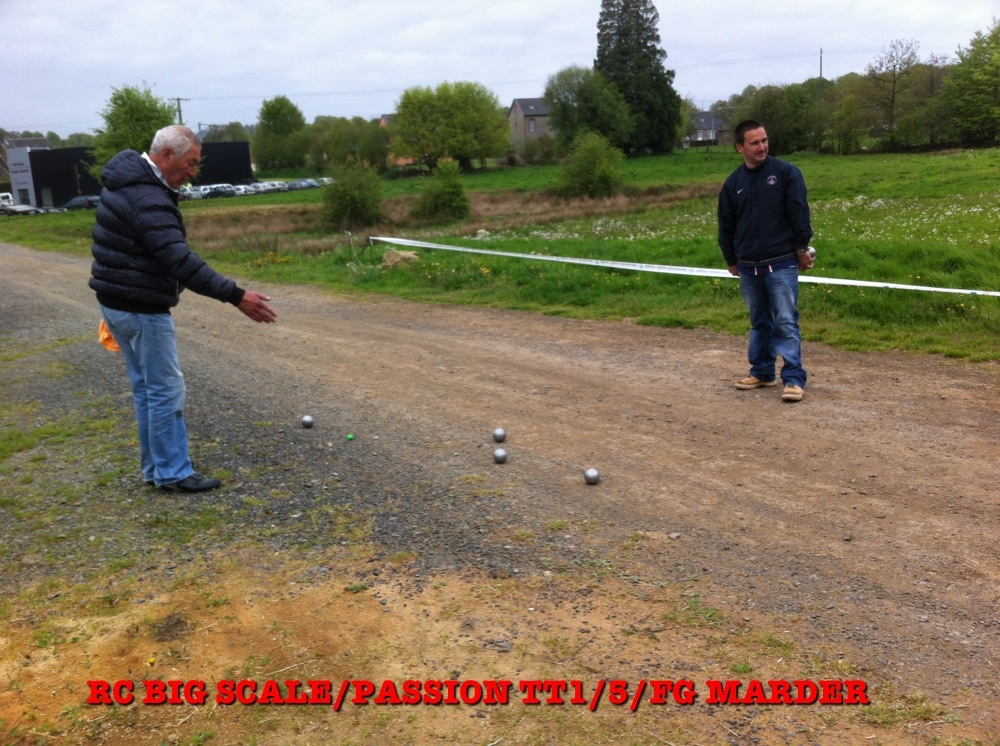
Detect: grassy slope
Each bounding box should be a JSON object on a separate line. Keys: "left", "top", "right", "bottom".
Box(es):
{"left": 3, "top": 148, "right": 999, "bottom": 360}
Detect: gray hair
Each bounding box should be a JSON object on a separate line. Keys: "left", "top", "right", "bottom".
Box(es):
{"left": 150, "top": 125, "right": 200, "bottom": 156}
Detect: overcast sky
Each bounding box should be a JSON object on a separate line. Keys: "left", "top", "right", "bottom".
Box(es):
{"left": 2, "top": 0, "right": 996, "bottom": 137}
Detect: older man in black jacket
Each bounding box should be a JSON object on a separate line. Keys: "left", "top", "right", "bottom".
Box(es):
{"left": 91, "top": 125, "right": 276, "bottom": 492}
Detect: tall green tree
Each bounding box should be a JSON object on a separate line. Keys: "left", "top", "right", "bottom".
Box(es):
{"left": 65, "top": 132, "right": 97, "bottom": 148}
{"left": 89, "top": 84, "right": 176, "bottom": 179}
{"left": 311, "top": 116, "right": 389, "bottom": 173}
{"left": 391, "top": 81, "right": 507, "bottom": 171}
{"left": 738, "top": 85, "right": 797, "bottom": 154}
{"left": 594, "top": 0, "right": 681, "bottom": 153}
{"left": 830, "top": 73, "right": 869, "bottom": 154}
{"left": 946, "top": 19, "right": 1000, "bottom": 147}
{"left": 896, "top": 55, "right": 953, "bottom": 148}
{"left": 865, "top": 39, "right": 920, "bottom": 149}
{"left": 544, "top": 66, "right": 634, "bottom": 149}
{"left": 254, "top": 95, "right": 309, "bottom": 171}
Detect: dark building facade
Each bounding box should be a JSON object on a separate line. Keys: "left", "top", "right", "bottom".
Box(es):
{"left": 25, "top": 148, "right": 102, "bottom": 207}
{"left": 18, "top": 142, "right": 253, "bottom": 207}
{"left": 193, "top": 141, "right": 253, "bottom": 186}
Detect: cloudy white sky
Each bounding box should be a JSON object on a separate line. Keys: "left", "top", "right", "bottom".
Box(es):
{"left": 2, "top": 0, "right": 996, "bottom": 137}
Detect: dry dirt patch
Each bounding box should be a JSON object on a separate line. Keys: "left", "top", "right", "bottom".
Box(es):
{"left": 0, "top": 553, "right": 966, "bottom": 746}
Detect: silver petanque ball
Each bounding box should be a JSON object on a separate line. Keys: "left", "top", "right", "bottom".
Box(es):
{"left": 492, "top": 428, "right": 507, "bottom": 443}
{"left": 492, "top": 448, "right": 508, "bottom": 464}
{"left": 807, "top": 246, "right": 816, "bottom": 259}
{"left": 301, "top": 415, "right": 314, "bottom": 428}
{"left": 584, "top": 468, "right": 600, "bottom": 485}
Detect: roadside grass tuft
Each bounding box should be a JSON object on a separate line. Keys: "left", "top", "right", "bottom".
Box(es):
{"left": 860, "top": 684, "right": 953, "bottom": 726}
{"left": 661, "top": 593, "right": 726, "bottom": 627}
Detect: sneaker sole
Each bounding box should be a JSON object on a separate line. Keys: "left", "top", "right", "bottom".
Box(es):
{"left": 735, "top": 381, "right": 778, "bottom": 390}
{"left": 159, "top": 481, "right": 222, "bottom": 493}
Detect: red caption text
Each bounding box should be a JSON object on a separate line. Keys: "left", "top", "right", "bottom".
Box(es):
{"left": 87, "top": 678, "right": 869, "bottom": 711}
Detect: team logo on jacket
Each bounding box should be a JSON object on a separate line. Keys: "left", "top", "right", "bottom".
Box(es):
{"left": 768, "top": 176, "right": 778, "bottom": 185}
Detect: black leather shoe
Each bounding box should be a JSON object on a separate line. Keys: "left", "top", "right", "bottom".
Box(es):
{"left": 159, "top": 473, "right": 222, "bottom": 493}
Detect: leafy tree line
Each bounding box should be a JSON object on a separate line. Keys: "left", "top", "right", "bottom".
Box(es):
{"left": 707, "top": 21, "right": 1000, "bottom": 154}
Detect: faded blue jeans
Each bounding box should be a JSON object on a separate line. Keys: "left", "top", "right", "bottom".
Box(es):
{"left": 100, "top": 306, "right": 195, "bottom": 486}
{"left": 738, "top": 264, "right": 807, "bottom": 388}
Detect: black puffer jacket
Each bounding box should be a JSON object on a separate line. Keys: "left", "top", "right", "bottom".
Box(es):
{"left": 90, "top": 149, "right": 244, "bottom": 314}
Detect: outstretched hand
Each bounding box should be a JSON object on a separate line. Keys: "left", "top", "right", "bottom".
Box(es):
{"left": 238, "top": 290, "right": 277, "bottom": 323}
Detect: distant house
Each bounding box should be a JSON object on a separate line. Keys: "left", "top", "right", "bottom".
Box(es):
{"left": 507, "top": 98, "right": 551, "bottom": 152}
{"left": 684, "top": 112, "right": 730, "bottom": 148}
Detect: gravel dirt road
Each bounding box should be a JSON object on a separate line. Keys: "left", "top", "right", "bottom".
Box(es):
{"left": 1, "top": 241, "right": 998, "bottom": 743}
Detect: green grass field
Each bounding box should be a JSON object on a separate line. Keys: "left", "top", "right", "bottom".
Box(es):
{"left": 3, "top": 148, "right": 999, "bottom": 360}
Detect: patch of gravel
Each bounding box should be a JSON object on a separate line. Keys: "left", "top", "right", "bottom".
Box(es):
{"left": 0, "top": 312, "right": 587, "bottom": 598}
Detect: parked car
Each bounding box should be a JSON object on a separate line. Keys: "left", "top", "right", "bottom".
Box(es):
{"left": 62, "top": 195, "right": 101, "bottom": 210}
{"left": 287, "top": 179, "right": 320, "bottom": 190}
{"left": 0, "top": 204, "right": 43, "bottom": 215}
{"left": 233, "top": 185, "right": 255, "bottom": 196}
{"left": 203, "top": 184, "right": 236, "bottom": 198}
{"left": 179, "top": 186, "right": 202, "bottom": 200}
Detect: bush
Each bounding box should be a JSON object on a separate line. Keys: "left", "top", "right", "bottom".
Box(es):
{"left": 410, "top": 161, "right": 470, "bottom": 224}
{"left": 323, "top": 163, "right": 383, "bottom": 230}
{"left": 557, "top": 132, "right": 624, "bottom": 198}
{"left": 518, "top": 135, "right": 560, "bottom": 166}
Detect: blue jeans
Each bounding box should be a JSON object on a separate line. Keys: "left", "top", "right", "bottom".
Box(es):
{"left": 738, "top": 265, "right": 806, "bottom": 388}
{"left": 100, "top": 306, "right": 194, "bottom": 486}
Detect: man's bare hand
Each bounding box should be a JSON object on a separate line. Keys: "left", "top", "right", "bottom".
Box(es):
{"left": 238, "top": 291, "right": 277, "bottom": 323}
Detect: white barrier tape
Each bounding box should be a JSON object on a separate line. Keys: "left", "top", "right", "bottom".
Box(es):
{"left": 370, "top": 237, "right": 1000, "bottom": 298}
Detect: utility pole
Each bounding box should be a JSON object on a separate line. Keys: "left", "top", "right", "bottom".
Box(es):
{"left": 820, "top": 48, "right": 824, "bottom": 80}
{"left": 171, "top": 97, "right": 191, "bottom": 125}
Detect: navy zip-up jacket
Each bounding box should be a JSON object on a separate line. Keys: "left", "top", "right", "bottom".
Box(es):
{"left": 90, "top": 149, "right": 245, "bottom": 314}
{"left": 717, "top": 155, "right": 813, "bottom": 268}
